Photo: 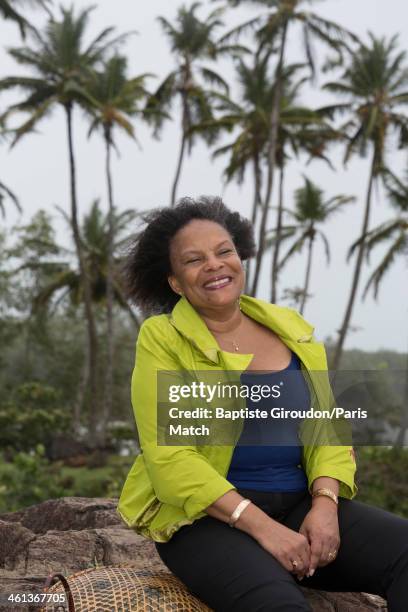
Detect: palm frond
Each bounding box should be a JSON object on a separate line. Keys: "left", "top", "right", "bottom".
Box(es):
{"left": 10, "top": 97, "right": 56, "bottom": 146}
{"left": 0, "top": 179, "right": 22, "bottom": 216}
{"left": 32, "top": 269, "right": 79, "bottom": 312}
{"left": 317, "top": 229, "right": 331, "bottom": 264}
{"left": 278, "top": 232, "right": 309, "bottom": 268}
{"left": 0, "top": 0, "right": 52, "bottom": 38}
{"left": 215, "top": 43, "right": 251, "bottom": 58}
{"left": 381, "top": 167, "right": 408, "bottom": 211}
{"left": 323, "top": 195, "right": 356, "bottom": 217}
{"left": 363, "top": 232, "right": 407, "bottom": 299}
{"left": 144, "top": 71, "right": 177, "bottom": 134}
{"left": 200, "top": 67, "right": 229, "bottom": 93}
{"left": 303, "top": 12, "right": 359, "bottom": 47}
{"left": 348, "top": 218, "right": 404, "bottom": 261}
{"left": 218, "top": 16, "right": 262, "bottom": 45}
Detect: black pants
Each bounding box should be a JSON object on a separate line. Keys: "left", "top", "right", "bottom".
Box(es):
{"left": 155, "top": 488, "right": 408, "bottom": 611}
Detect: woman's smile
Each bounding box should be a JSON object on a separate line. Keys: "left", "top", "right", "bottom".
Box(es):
{"left": 203, "top": 275, "right": 233, "bottom": 291}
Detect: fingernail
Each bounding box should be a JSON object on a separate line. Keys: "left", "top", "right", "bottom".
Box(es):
{"left": 308, "top": 569, "right": 315, "bottom": 577}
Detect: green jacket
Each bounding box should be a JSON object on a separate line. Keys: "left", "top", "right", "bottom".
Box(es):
{"left": 117, "top": 294, "right": 358, "bottom": 543}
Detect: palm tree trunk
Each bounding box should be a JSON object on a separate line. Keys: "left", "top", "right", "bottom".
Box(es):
{"left": 300, "top": 230, "right": 314, "bottom": 315}
{"left": 171, "top": 103, "right": 187, "bottom": 207}
{"left": 246, "top": 154, "right": 262, "bottom": 293}
{"left": 23, "top": 319, "right": 32, "bottom": 381}
{"left": 270, "top": 163, "right": 285, "bottom": 303}
{"left": 103, "top": 127, "right": 115, "bottom": 440}
{"left": 331, "top": 150, "right": 377, "bottom": 370}
{"left": 251, "top": 22, "right": 288, "bottom": 296}
{"left": 394, "top": 342, "right": 408, "bottom": 447}
{"left": 251, "top": 153, "right": 262, "bottom": 227}
{"left": 73, "top": 336, "right": 90, "bottom": 435}
{"left": 65, "top": 103, "right": 100, "bottom": 446}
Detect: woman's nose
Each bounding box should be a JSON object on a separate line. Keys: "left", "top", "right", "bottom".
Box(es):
{"left": 204, "top": 255, "right": 224, "bottom": 270}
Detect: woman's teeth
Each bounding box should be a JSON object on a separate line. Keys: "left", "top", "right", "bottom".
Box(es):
{"left": 204, "top": 277, "right": 231, "bottom": 289}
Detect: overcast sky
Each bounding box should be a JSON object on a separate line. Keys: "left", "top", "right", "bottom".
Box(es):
{"left": 1, "top": 0, "right": 407, "bottom": 353}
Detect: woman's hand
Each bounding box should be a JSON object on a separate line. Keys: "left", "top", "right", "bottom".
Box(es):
{"left": 298, "top": 497, "right": 340, "bottom": 578}
{"left": 256, "top": 518, "right": 311, "bottom": 578}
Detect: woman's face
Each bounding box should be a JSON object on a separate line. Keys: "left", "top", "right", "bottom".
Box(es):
{"left": 168, "top": 219, "right": 245, "bottom": 311}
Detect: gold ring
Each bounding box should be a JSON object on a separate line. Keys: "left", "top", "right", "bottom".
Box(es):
{"left": 328, "top": 550, "right": 337, "bottom": 559}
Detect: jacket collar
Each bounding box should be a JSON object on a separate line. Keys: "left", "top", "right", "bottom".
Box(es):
{"left": 169, "top": 294, "right": 315, "bottom": 364}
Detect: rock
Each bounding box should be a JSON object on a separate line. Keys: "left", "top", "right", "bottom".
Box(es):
{"left": 0, "top": 497, "right": 122, "bottom": 534}
{"left": 0, "top": 497, "right": 387, "bottom": 611}
{"left": 0, "top": 520, "right": 36, "bottom": 570}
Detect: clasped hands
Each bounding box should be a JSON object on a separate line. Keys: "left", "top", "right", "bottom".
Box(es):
{"left": 258, "top": 497, "right": 340, "bottom": 580}
{"left": 295, "top": 498, "right": 340, "bottom": 579}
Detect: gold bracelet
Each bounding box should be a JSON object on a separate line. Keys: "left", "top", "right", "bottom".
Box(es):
{"left": 228, "top": 499, "right": 251, "bottom": 527}
{"left": 312, "top": 487, "right": 338, "bottom": 506}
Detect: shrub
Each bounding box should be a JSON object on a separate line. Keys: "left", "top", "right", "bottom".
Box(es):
{"left": 0, "top": 445, "right": 66, "bottom": 512}
{"left": 0, "top": 382, "right": 70, "bottom": 453}
{"left": 355, "top": 446, "right": 408, "bottom": 517}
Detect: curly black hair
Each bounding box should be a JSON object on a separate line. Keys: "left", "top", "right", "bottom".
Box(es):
{"left": 122, "top": 196, "right": 256, "bottom": 315}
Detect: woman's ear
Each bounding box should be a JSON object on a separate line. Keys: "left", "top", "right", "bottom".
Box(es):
{"left": 168, "top": 275, "right": 183, "bottom": 296}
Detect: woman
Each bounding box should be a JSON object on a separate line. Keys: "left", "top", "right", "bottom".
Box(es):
{"left": 118, "top": 197, "right": 408, "bottom": 611}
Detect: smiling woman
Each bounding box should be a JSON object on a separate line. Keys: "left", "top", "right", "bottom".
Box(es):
{"left": 167, "top": 219, "right": 246, "bottom": 324}
{"left": 118, "top": 196, "right": 408, "bottom": 611}
{"left": 122, "top": 196, "right": 255, "bottom": 317}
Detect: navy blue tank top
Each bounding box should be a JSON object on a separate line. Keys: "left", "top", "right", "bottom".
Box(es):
{"left": 226, "top": 351, "right": 309, "bottom": 492}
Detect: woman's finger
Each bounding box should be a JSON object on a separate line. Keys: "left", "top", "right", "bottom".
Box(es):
{"left": 289, "top": 551, "right": 306, "bottom": 574}
{"left": 307, "top": 538, "right": 323, "bottom": 576}
{"left": 318, "top": 539, "right": 338, "bottom": 567}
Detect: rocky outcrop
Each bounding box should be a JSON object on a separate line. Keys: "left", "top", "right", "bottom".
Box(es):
{"left": 0, "top": 497, "right": 387, "bottom": 611}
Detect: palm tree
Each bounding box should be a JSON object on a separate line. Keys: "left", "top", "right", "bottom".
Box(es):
{"left": 276, "top": 176, "right": 354, "bottom": 314}
{"left": 0, "top": 6, "right": 126, "bottom": 443}
{"left": 0, "top": 0, "right": 51, "bottom": 38}
{"left": 349, "top": 167, "right": 407, "bottom": 447}
{"left": 270, "top": 71, "right": 340, "bottom": 303}
{"left": 27, "top": 201, "right": 141, "bottom": 434}
{"left": 86, "top": 53, "right": 151, "bottom": 428}
{"left": 320, "top": 34, "right": 408, "bottom": 370}
{"left": 209, "top": 53, "right": 273, "bottom": 228}
{"left": 33, "top": 201, "right": 140, "bottom": 321}
{"left": 146, "top": 2, "right": 244, "bottom": 206}
{"left": 205, "top": 56, "right": 333, "bottom": 293}
{"left": 221, "top": 0, "right": 358, "bottom": 295}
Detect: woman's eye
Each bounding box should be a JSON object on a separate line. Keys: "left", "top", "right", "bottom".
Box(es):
{"left": 184, "top": 250, "right": 232, "bottom": 264}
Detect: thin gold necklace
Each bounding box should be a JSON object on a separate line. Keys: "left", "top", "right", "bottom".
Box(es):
{"left": 231, "top": 339, "right": 240, "bottom": 352}
{"left": 207, "top": 312, "right": 243, "bottom": 352}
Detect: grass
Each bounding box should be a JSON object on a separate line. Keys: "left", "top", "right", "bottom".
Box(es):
{"left": 58, "top": 455, "right": 134, "bottom": 498}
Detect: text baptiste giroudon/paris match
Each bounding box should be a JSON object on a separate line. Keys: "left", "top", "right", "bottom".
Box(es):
{"left": 166, "top": 381, "right": 368, "bottom": 421}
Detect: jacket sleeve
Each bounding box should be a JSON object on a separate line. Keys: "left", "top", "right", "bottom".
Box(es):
{"left": 300, "top": 379, "right": 358, "bottom": 499}
{"left": 301, "top": 362, "right": 358, "bottom": 499}
{"left": 290, "top": 309, "right": 358, "bottom": 500}
{"left": 308, "top": 378, "right": 358, "bottom": 500}
{"left": 131, "top": 318, "right": 237, "bottom": 520}
{"left": 303, "top": 444, "right": 358, "bottom": 499}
